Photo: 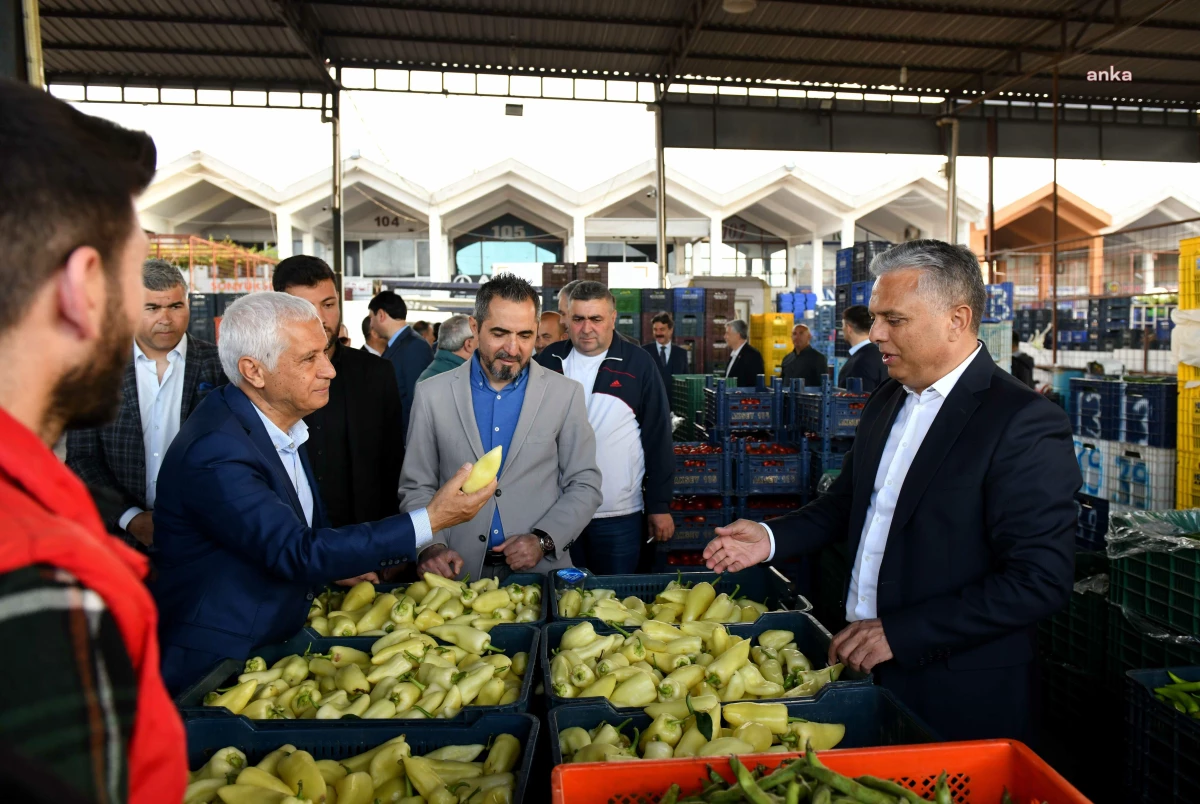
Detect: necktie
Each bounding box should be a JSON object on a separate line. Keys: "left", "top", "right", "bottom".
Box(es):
{"left": 660, "top": 345, "right": 667, "bottom": 365}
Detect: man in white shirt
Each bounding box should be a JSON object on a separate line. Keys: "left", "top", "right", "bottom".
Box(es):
{"left": 67, "top": 259, "right": 224, "bottom": 548}
{"left": 703, "top": 240, "right": 1078, "bottom": 743}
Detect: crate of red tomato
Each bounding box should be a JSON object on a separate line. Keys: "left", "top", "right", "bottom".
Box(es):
{"left": 789, "top": 378, "right": 869, "bottom": 438}
{"left": 736, "top": 439, "right": 805, "bottom": 495}
{"left": 667, "top": 495, "right": 733, "bottom": 549}
{"left": 704, "top": 376, "right": 784, "bottom": 433}
{"left": 673, "top": 442, "right": 729, "bottom": 495}
{"left": 738, "top": 495, "right": 804, "bottom": 521}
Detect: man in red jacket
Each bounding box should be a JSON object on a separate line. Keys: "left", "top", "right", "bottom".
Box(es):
{"left": 0, "top": 79, "right": 186, "bottom": 803}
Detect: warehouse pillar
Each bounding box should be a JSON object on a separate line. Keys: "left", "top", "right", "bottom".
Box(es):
{"left": 709, "top": 213, "right": 724, "bottom": 276}
{"left": 811, "top": 232, "right": 823, "bottom": 296}
{"left": 275, "top": 210, "right": 294, "bottom": 260}
{"left": 428, "top": 207, "right": 449, "bottom": 282}
{"left": 840, "top": 218, "right": 855, "bottom": 249}
{"left": 327, "top": 70, "right": 345, "bottom": 295}
{"left": 654, "top": 102, "right": 668, "bottom": 286}
{"left": 301, "top": 232, "right": 315, "bottom": 257}
{"left": 1143, "top": 252, "right": 1155, "bottom": 291}
{"left": 571, "top": 213, "right": 587, "bottom": 263}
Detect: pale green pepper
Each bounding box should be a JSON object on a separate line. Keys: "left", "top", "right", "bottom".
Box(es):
{"left": 722, "top": 702, "right": 789, "bottom": 734}
{"left": 737, "top": 664, "right": 785, "bottom": 698}
{"left": 610, "top": 672, "right": 658, "bottom": 707}
{"left": 362, "top": 698, "right": 396, "bottom": 718}
{"left": 758, "top": 630, "right": 794, "bottom": 652}
{"left": 558, "top": 726, "right": 592, "bottom": 758}
{"left": 483, "top": 734, "right": 520, "bottom": 775}
{"left": 639, "top": 713, "right": 685, "bottom": 752}
{"left": 697, "top": 737, "right": 754, "bottom": 757}
{"left": 642, "top": 741, "right": 674, "bottom": 760}
{"left": 705, "top": 639, "right": 751, "bottom": 688}
{"left": 558, "top": 589, "right": 583, "bottom": 618}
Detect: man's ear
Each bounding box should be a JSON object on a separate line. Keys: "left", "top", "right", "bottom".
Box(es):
{"left": 239, "top": 356, "right": 268, "bottom": 389}
{"left": 57, "top": 246, "right": 107, "bottom": 341}
{"left": 949, "top": 304, "right": 973, "bottom": 340}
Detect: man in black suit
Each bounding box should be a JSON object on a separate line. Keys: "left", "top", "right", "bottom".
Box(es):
{"left": 1011, "top": 330, "right": 1036, "bottom": 389}
{"left": 643, "top": 312, "right": 688, "bottom": 388}
{"left": 370, "top": 290, "right": 433, "bottom": 440}
{"left": 274, "top": 258, "right": 405, "bottom": 547}
{"left": 66, "top": 259, "right": 225, "bottom": 549}
{"left": 839, "top": 304, "right": 888, "bottom": 393}
{"left": 703, "top": 240, "right": 1078, "bottom": 743}
{"left": 780, "top": 323, "right": 828, "bottom": 387}
{"left": 724, "top": 319, "right": 765, "bottom": 387}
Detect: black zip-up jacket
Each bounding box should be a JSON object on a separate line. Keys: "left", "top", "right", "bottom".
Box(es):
{"left": 535, "top": 334, "right": 674, "bottom": 515}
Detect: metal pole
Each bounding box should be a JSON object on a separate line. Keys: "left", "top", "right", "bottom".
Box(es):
{"left": 654, "top": 99, "right": 668, "bottom": 288}
{"left": 21, "top": 0, "right": 42, "bottom": 87}
{"left": 937, "top": 118, "right": 959, "bottom": 244}
{"left": 330, "top": 68, "right": 344, "bottom": 295}
{"left": 986, "top": 116, "right": 997, "bottom": 283}
{"left": 1051, "top": 65, "right": 1059, "bottom": 365}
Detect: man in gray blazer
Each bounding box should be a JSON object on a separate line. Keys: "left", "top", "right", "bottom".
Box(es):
{"left": 399, "top": 274, "right": 602, "bottom": 580}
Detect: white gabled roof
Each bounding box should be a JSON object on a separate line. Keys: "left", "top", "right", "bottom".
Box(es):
{"left": 1105, "top": 189, "right": 1200, "bottom": 233}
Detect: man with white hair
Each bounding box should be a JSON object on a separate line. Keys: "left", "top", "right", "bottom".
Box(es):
{"left": 418, "top": 314, "right": 476, "bottom": 382}
{"left": 150, "top": 291, "right": 496, "bottom": 693}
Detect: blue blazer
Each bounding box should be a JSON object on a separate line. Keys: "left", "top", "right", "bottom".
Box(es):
{"left": 643, "top": 340, "right": 689, "bottom": 389}
{"left": 151, "top": 384, "right": 418, "bottom": 693}
{"left": 382, "top": 327, "right": 434, "bottom": 441}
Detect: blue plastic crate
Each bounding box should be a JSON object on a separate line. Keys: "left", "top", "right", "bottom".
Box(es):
{"left": 737, "top": 494, "right": 804, "bottom": 521}
{"left": 1070, "top": 377, "right": 1124, "bottom": 440}
{"left": 547, "top": 686, "right": 936, "bottom": 765}
{"left": 540, "top": 610, "right": 869, "bottom": 709}
{"left": 736, "top": 440, "right": 805, "bottom": 495}
{"left": 672, "top": 442, "right": 729, "bottom": 494}
{"left": 186, "top": 714, "right": 539, "bottom": 803}
{"left": 673, "top": 287, "right": 706, "bottom": 315}
{"left": 177, "top": 627, "right": 540, "bottom": 720}
{"left": 1122, "top": 380, "right": 1177, "bottom": 448}
{"left": 703, "top": 376, "right": 783, "bottom": 432}
{"left": 549, "top": 566, "right": 805, "bottom": 622}
{"left": 789, "top": 378, "right": 868, "bottom": 439}
{"left": 667, "top": 496, "right": 734, "bottom": 549}
{"left": 850, "top": 281, "right": 872, "bottom": 307}
{"left": 1075, "top": 492, "right": 1110, "bottom": 552}
{"left": 835, "top": 248, "right": 853, "bottom": 286}
{"left": 1126, "top": 667, "right": 1200, "bottom": 804}
{"left": 985, "top": 282, "right": 1015, "bottom": 321}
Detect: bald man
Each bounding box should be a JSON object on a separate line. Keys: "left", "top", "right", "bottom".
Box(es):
{"left": 537, "top": 310, "right": 566, "bottom": 352}
{"left": 780, "top": 323, "right": 828, "bottom": 388}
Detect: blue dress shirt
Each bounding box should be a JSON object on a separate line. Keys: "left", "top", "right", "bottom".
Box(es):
{"left": 251, "top": 406, "right": 315, "bottom": 527}
{"left": 469, "top": 353, "right": 528, "bottom": 547}
{"left": 387, "top": 325, "right": 409, "bottom": 348}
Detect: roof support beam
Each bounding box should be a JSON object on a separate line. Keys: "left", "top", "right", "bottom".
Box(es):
{"left": 269, "top": 0, "right": 339, "bottom": 90}
{"left": 39, "top": 10, "right": 285, "bottom": 28}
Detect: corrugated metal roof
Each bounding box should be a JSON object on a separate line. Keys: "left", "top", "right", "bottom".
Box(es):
{"left": 38, "top": 0, "right": 1200, "bottom": 105}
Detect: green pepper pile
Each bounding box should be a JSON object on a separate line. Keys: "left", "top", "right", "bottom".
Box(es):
{"left": 204, "top": 625, "right": 529, "bottom": 720}
{"left": 550, "top": 617, "right": 842, "bottom": 706}
{"left": 651, "top": 745, "right": 1031, "bottom": 804}
{"left": 557, "top": 577, "right": 774, "bottom": 626}
{"left": 307, "top": 573, "right": 542, "bottom": 638}
{"left": 185, "top": 733, "right": 521, "bottom": 804}
{"left": 1154, "top": 670, "right": 1200, "bottom": 717}
{"left": 559, "top": 700, "right": 846, "bottom": 763}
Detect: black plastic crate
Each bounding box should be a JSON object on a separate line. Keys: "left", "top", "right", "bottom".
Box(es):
{"left": 641, "top": 288, "right": 673, "bottom": 313}
{"left": 703, "top": 376, "right": 783, "bottom": 432}
{"left": 546, "top": 685, "right": 936, "bottom": 765}
{"left": 835, "top": 333, "right": 850, "bottom": 358}
{"left": 1126, "top": 666, "right": 1200, "bottom": 804}
{"left": 735, "top": 440, "right": 804, "bottom": 496}
{"left": 1108, "top": 605, "right": 1200, "bottom": 689}
{"left": 666, "top": 496, "right": 734, "bottom": 550}
{"left": 852, "top": 241, "right": 890, "bottom": 282}
{"left": 1112, "top": 548, "right": 1200, "bottom": 639}
{"left": 1075, "top": 492, "right": 1110, "bottom": 552}
{"left": 672, "top": 442, "right": 729, "bottom": 494}
{"left": 1070, "top": 377, "right": 1124, "bottom": 440}
{"left": 1122, "top": 379, "right": 1177, "bottom": 448}
{"left": 834, "top": 284, "right": 850, "bottom": 321}
{"left": 673, "top": 287, "right": 706, "bottom": 315}
{"left": 675, "top": 311, "right": 703, "bottom": 338}
{"left": 1037, "top": 551, "right": 1110, "bottom": 674}
{"left": 186, "top": 714, "right": 540, "bottom": 803}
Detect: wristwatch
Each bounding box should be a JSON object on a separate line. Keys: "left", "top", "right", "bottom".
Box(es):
{"left": 532, "top": 528, "right": 556, "bottom": 559}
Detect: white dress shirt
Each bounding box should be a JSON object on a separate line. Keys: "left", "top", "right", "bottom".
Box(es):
{"left": 848, "top": 339, "right": 869, "bottom": 356}
{"left": 726, "top": 343, "right": 745, "bottom": 378}
{"left": 657, "top": 342, "right": 672, "bottom": 365}
{"left": 250, "top": 403, "right": 435, "bottom": 549}
{"left": 761, "top": 344, "right": 984, "bottom": 623}
{"left": 119, "top": 335, "right": 188, "bottom": 531}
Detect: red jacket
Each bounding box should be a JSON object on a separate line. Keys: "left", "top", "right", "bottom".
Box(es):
{"left": 0, "top": 407, "right": 186, "bottom": 803}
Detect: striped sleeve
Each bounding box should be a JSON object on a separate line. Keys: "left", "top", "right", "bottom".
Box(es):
{"left": 0, "top": 565, "right": 136, "bottom": 804}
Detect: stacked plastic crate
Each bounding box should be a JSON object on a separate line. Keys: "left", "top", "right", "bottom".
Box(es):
{"left": 672, "top": 287, "right": 706, "bottom": 375}
{"left": 611, "top": 288, "right": 641, "bottom": 342}
{"left": 750, "top": 312, "right": 794, "bottom": 380}
{"left": 670, "top": 374, "right": 709, "bottom": 441}
{"left": 1178, "top": 235, "right": 1200, "bottom": 508}
{"left": 705, "top": 288, "right": 735, "bottom": 376}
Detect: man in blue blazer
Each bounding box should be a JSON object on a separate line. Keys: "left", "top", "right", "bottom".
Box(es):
{"left": 369, "top": 290, "right": 434, "bottom": 441}
{"left": 151, "top": 292, "right": 494, "bottom": 694}
{"left": 643, "top": 311, "right": 689, "bottom": 388}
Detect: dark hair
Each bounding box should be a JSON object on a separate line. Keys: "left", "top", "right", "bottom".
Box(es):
{"left": 0, "top": 78, "right": 156, "bottom": 335}
{"left": 273, "top": 255, "right": 336, "bottom": 293}
{"left": 474, "top": 273, "right": 540, "bottom": 324}
{"left": 871, "top": 239, "right": 986, "bottom": 333}
{"left": 369, "top": 290, "right": 408, "bottom": 321}
{"left": 412, "top": 321, "right": 431, "bottom": 335}
{"left": 143, "top": 259, "right": 188, "bottom": 292}
{"left": 843, "top": 305, "right": 873, "bottom": 335}
{"left": 1012, "top": 329, "right": 1021, "bottom": 347}
{"left": 567, "top": 281, "right": 614, "bottom": 306}
{"left": 361, "top": 315, "right": 373, "bottom": 340}
{"left": 651, "top": 312, "right": 675, "bottom": 329}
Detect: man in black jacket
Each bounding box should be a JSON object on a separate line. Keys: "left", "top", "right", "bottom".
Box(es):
{"left": 643, "top": 311, "right": 688, "bottom": 389}
{"left": 370, "top": 290, "right": 433, "bottom": 440}
{"left": 780, "top": 323, "right": 828, "bottom": 387}
{"left": 1011, "top": 330, "right": 1036, "bottom": 389}
{"left": 724, "top": 319, "right": 765, "bottom": 387}
{"left": 703, "top": 240, "right": 1078, "bottom": 743}
{"left": 537, "top": 281, "right": 675, "bottom": 573}
{"left": 274, "top": 257, "right": 405, "bottom": 556}
{"left": 839, "top": 304, "right": 889, "bottom": 393}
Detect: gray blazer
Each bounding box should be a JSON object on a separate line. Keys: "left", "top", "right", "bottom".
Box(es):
{"left": 398, "top": 357, "right": 603, "bottom": 579}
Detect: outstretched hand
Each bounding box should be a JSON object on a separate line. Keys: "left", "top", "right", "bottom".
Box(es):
{"left": 703, "top": 519, "right": 771, "bottom": 573}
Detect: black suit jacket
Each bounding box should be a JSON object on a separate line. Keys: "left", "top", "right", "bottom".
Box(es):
{"left": 643, "top": 341, "right": 689, "bottom": 389}
{"left": 381, "top": 326, "right": 434, "bottom": 441}
{"left": 66, "top": 336, "right": 225, "bottom": 539}
{"left": 725, "top": 343, "right": 765, "bottom": 388}
{"left": 304, "top": 343, "right": 405, "bottom": 527}
{"left": 768, "top": 346, "right": 1078, "bottom": 742}
{"left": 780, "top": 346, "right": 828, "bottom": 388}
{"left": 838, "top": 342, "right": 889, "bottom": 393}
{"left": 1011, "top": 352, "right": 1036, "bottom": 389}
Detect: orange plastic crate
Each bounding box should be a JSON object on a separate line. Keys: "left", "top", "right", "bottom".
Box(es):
{"left": 550, "top": 740, "right": 1088, "bottom": 804}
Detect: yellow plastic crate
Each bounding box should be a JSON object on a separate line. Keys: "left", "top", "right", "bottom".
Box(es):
{"left": 1179, "top": 364, "right": 1200, "bottom": 453}
{"left": 1180, "top": 236, "right": 1200, "bottom": 310}
{"left": 1179, "top": 448, "right": 1200, "bottom": 509}
{"left": 750, "top": 313, "right": 794, "bottom": 341}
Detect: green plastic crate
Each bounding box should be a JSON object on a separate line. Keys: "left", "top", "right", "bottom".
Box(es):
{"left": 1111, "top": 548, "right": 1200, "bottom": 638}
{"left": 1107, "top": 603, "right": 1200, "bottom": 692}
{"left": 611, "top": 288, "right": 641, "bottom": 314}
{"left": 1037, "top": 551, "right": 1110, "bottom": 674}
{"left": 671, "top": 373, "right": 709, "bottom": 441}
